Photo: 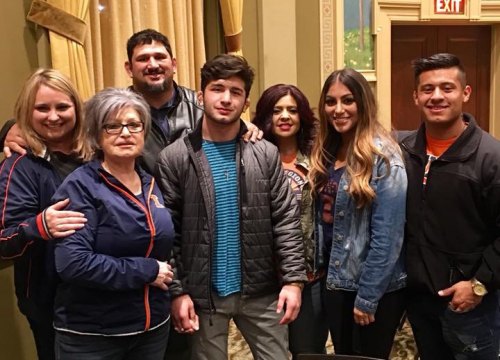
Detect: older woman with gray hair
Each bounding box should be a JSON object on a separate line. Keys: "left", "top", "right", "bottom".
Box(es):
{"left": 52, "top": 88, "right": 175, "bottom": 360}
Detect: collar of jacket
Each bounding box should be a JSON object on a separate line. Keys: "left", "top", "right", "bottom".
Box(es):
{"left": 295, "top": 150, "right": 310, "bottom": 172}
{"left": 401, "top": 112, "right": 481, "bottom": 163}
{"left": 90, "top": 159, "right": 153, "bottom": 193}
{"left": 186, "top": 117, "right": 249, "bottom": 151}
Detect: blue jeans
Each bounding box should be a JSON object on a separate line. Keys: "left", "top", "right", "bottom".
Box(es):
{"left": 289, "top": 278, "right": 329, "bottom": 359}
{"left": 55, "top": 321, "right": 169, "bottom": 360}
{"left": 407, "top": 291, "right": 500, "bottom": 360}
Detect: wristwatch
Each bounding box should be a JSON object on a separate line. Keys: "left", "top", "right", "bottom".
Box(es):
{"left": 471, "top": 278, "right": 488, "bottom": 296}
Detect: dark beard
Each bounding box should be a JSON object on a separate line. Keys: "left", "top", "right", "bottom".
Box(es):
{"left": 135, "top": 78, "right": 172, "bottom": 95}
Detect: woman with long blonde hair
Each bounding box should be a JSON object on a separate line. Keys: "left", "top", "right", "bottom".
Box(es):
{"left": 310, "top": 68, "right": 407, "bottom": 359}
{"left": 0, "top": 68, "right": 92, "bottom": 360}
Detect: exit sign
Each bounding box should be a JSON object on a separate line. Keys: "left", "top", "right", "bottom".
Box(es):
{"left": 435, "top": 0, "right": 465, "bottom": 14}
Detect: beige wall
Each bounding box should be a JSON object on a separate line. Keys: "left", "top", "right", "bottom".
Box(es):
{"left": 296, "top": 0, "right": 321, "bottom": 114}
{"left": 0, "top": 264, "right": 37, "bottom": 359}
{"left": 242, "top": 0, "right": 322, "bottom": 117}
{"left": 0, "top": 1, "right": 43, "bottom": 359}
{"left": 242, "top": 0, "right": 261, "bottom": 115}
{"left": 0, "top": 1, "right": 49, "bottom": 122}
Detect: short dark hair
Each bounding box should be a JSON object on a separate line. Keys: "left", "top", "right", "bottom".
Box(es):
{"left": 252, "top": 84, "right": 317, "bottom": 156}
{"left": 200, "top": 54, "right": 254, "bottom": 98}
{"left": 126, "top": 29, "right": 173, "bottom": 62}
{"left": 412, "top": 53, "right": 466, "bottom": 87}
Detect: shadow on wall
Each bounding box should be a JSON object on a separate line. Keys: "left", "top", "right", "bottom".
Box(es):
{"left": 0, "top": 263, "right": 37, "bottom": 360}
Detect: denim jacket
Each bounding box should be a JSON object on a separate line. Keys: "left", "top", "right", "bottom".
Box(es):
{"left": 316, "top": 137, "right": 407, "bottom": 313}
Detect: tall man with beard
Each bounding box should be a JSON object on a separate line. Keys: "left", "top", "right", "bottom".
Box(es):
{"left": 123, "top": 29, "right": 204, "bottom": 173}
{"left": 122, "top": 30, "right": 202, "bottom": 359}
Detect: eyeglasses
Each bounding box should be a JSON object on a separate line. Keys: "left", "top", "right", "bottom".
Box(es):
{"left": 102, "top": 122, "right": 144, "bottom": 135}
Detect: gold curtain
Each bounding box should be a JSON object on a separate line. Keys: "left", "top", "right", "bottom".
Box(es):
{"left": 219, "top": 0, "right": 243, "bottom": 55}
{"left": 219, "top": 0, "right": 249, "bottom": 119}
{"left": 86, "top": 0, "right": 205, "bottom": 91}
{"left": 27, "top": 0, "right": 94, "bottom": 99}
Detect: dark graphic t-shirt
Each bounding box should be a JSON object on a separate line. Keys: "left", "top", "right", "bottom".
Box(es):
{"left": 317, "top": 165, "right": 345, "bottom": 264}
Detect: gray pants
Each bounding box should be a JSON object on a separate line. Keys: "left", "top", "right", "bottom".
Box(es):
{"left": 191, "top": 292, "right": 289, "bottom": 360}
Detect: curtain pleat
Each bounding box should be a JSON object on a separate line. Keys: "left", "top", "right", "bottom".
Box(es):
{"left": 219, "top": 0, "right": 243, "bottom": 55}
{"left": 46, "top": 0, "right": 94, "bottom": 99}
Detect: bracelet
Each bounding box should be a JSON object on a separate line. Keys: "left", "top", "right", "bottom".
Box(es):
{"left": 286, "top": 282, "right": 305, "bottom": 290}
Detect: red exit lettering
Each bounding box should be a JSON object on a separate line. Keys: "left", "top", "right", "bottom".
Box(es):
{"left": 435, "top": 0, "right": 465, "bottom": 14}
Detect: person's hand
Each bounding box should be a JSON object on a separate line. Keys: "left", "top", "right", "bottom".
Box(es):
{"left": 171, "top": 294, "right": 199, "bottom": 334}
{"left": 439, "top": 280, "right": 483, "bottom": 313}
{"left": 150, "top": 261, "right": 173, "bottom": 291}
{"left": 4, "top": 123, "right": 27, "bottom": 157}
{"left": 44, "top": 198, "right": 86, "bottom": 238}
{"left": 277, "top": 284, "right": 302, "bottom": 325}
{"left": 242, "top": 121, "right": 263, "bottom": 143}
{"left": 353, "top": 307, "right": 375, "bottom": 326}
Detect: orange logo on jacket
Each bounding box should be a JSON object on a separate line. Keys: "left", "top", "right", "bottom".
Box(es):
{"left": 150, "top": 195, "right": 165, "bottom": 208}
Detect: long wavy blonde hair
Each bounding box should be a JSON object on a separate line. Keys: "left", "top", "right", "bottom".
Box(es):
{"left": 310, "top": 68, "right": 398, "bottom": 208}
{"left": 14, "top": 68, "right": 92, "bottom": 160}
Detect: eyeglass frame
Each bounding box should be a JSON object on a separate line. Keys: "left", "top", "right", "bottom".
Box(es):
{"left": 102, "top": 121, "right": 145, "bottom": 135}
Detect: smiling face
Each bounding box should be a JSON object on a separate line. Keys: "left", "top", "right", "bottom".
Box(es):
{"left": 125, "top": 41, "right": 177, "bottom": 95}
{"left": 271, "top": 94, "right": 300, "bottom": 140}
{"left": 323, "top": 80, "right": 358, "bottom": 141}
{"left": 31, "top": 85, "right": 76, "bottom": 152}
{"left": 413, "top": 67, "right": 471, "bottom": 130}
{"left": 99, "top": 107, "right": 145, "bottom": 163}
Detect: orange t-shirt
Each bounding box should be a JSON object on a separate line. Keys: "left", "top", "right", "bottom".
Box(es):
{"left": 423, "top": 132, "right": 460, "bottom": 186}
{"left": 426, "top": 133, "right": 458, "bottom": 157}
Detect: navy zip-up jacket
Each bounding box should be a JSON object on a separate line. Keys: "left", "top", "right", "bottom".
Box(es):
{"left": 52, "top": 160, "right": 174, "bottom": 335}
{"left": 0, "top": 152, "right": 79, "bottom": 320}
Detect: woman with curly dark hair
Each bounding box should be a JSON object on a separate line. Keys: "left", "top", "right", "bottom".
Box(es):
{"left": 253, "top": 84, "right": 328, "bottom": 359}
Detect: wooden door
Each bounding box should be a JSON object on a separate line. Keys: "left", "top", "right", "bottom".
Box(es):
{"left": 391, "top": 26, "right": 491, "bottom": 131}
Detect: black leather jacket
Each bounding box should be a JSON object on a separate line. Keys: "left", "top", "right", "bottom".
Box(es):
{"left": 136, "top": 82, "right": 204, "bottom": 173}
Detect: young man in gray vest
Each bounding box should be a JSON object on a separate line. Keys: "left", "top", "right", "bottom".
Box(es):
{"left": 156, "top": 54, "right": 307, "bottom": 360}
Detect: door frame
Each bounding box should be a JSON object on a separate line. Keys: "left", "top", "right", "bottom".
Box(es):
{"left": 374, "top": 0, "right": 500, "bottom": 137}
